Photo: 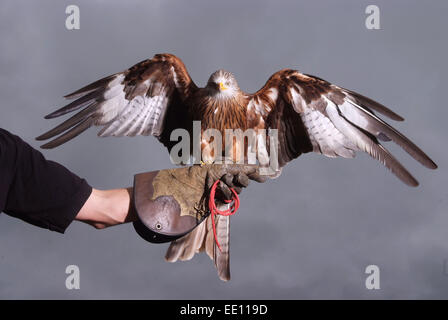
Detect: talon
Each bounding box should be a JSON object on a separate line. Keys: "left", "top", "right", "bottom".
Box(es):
{"left": 200, "top": 160, "right": 214, "bottom": 166}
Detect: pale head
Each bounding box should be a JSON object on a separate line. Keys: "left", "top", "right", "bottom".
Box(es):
{"left": 206, "top": 69, "right": 240, "bottom": 98}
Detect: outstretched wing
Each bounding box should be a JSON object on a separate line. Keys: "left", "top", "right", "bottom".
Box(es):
{"left": 246, "top": 69, "right": 437, "bottom": 186}
{"left": 36, "top": 53, "right": 196, "bottom": 150}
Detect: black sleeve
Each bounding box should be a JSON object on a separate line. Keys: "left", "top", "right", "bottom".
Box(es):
{"left": 0, "top": 128, "right": 92, "bottom": 233}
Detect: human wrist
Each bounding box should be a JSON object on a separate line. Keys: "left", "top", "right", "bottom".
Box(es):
{"left": 103, "top": 188, "right": 135, "bottom": 225}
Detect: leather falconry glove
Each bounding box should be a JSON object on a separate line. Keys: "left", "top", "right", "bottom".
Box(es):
{"left": 132, "top": 164, "right": 266, "bottom": 244}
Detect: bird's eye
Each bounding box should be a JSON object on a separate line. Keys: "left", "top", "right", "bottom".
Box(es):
{"left": 225, "top": 81, "right": 230, "bottom": 86}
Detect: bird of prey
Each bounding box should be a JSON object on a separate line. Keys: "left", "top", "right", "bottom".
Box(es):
{"left": 37, "top": 53, "right": 437, "bottom": 281}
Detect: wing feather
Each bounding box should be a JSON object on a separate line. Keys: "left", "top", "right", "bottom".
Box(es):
{"left": 325, "top": 98, "right": 418, "bottom": 186}
{"left": 338, "top": 99, "right": 437, "bottom": 169}
{"left": 39, "top": 118, "right": 95, "bottom": 149}
{"left": 37, "top": 54, "right": 196, "bottom": 150}
{"left": 44, "top": 88, "right": 106, "bottom": 119}
{"left": 36, "top": 106, "right": 96, "bottom": 141}
{"left": 304, "top": 73, "right": 405, "bottom": 121}
{"left": 246, "top": 70, "right": 436, "bottom": 186}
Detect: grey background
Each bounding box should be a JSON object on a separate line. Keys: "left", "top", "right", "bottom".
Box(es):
{"left": 0, "top": 0, "right": 446, "bottom": 299}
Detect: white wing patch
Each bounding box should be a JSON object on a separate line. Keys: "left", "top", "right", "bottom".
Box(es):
{"left": 338, "top": 98, "right": 370, "bottom": 129}
{"left": 289, "top": 86, "right": 307, "bottom": 112}
{"left": 325, "top": 97, "right": 376, "bottom": 160}
{"left": 97, "top": 76, "right": 127, "bottom": 125}
{"left": 107, "top": 73, "right": 125, "bottom": 89}
{"left": 98, "top": 78, "right": 170, "bottom": 137}
{"left": 300, "top": 103, "right": 356, "bottom": 158}
{"left": 171, "top": 66, "right": 180, "bottom": 88}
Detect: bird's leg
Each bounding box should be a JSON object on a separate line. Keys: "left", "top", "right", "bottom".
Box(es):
{"left": 200, "top": 159, "right": 212, "bottom": 167}
{"left": 199, "top": 148, "right": 216, "bottom": 166}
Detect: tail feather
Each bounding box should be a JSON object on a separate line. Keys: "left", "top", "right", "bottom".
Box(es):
{"left": 165, "top": 218, "right": 207, "bottom": 262}
{"left": 165, "top": 215, "right": 231, "bottom": 281}
{"left": 213, "top": 215, "right": 230, "bottom": 281}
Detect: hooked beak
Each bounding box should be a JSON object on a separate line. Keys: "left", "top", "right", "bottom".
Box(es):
{"left": 218, "top": 82, "right": 228, "bottom": 91}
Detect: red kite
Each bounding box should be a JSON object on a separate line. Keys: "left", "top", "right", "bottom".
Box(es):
{"left": 37, "top": 53, "right": 437, "bottom": 280}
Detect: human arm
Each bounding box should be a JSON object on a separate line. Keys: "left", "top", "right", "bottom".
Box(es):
{"left": 0, "top": 128, "right": 263, "bottom": 233}
{"left": 75, "top": 188, "right": 136, "bottom": 229}
{"left": 0, "top": 128, "right": 92, "bottom": 232}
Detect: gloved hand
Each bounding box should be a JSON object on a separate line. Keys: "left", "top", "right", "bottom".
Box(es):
{"left": 132, "top": 164, "right": 266, "bottom": 243}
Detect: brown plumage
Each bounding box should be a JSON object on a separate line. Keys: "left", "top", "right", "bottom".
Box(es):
{"left": 37, "top": 53, "right": 437, "bottom": 280}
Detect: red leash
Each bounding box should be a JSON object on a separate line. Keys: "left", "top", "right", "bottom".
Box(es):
{"left": 208, "top": 180, "right": 240, "bottom": 251}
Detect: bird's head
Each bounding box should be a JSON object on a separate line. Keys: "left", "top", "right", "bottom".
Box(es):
{"left": 206, "top": 69, "right": 240, "bottom": 99}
